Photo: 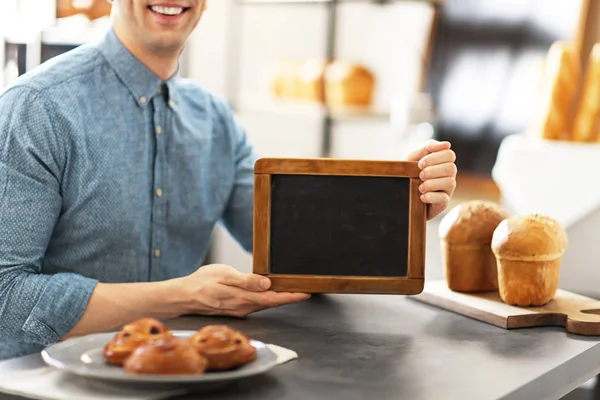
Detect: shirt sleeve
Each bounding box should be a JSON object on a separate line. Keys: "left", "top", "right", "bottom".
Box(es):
{"left": 0, "top": 86, "right": 98, "bottom": 349}
{"left": 218, "top": 105, "right": 258, "bottom": 254}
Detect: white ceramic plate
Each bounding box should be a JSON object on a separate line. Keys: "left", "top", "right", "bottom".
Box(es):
{"left": 41, "top": 330, "right": 278, "bottom": 384}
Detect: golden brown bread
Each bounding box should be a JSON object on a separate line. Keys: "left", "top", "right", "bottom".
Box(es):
{"left": 571, "top": 43, "right": 600, "bottom": 142}
{"left": 188, "top": 325, "right": 257, "bottom": 371}
{"left": 270, "top": 60, "right": 302, "bottom": 99}
{"left": 296, "top": 59, "right": 327, "bottom": 103}
{"left": 123, "top": 336, "right": 208, "bottom": 375}
{"left": 438, "top": 201, "right": 510, "bottom": 292}
{"left": 529, "top": 41, "right": 581, "bottom": 141}
{"left": 324, "top": 60, "right": 375, "bottom": 108}
{"left": 491, "top": 214, "right": 568, "bottom": 306}
{"left": 57, "top": 0, "right": 111, "bottom": 20}
{"left": 84, "top": 0, "right": 112, "bottom": 20}
{"left": 56, "top": 0, "right": 80, "bottom": 18}
{"left": 103, "top": 318, "right": 172, "bottom": 366}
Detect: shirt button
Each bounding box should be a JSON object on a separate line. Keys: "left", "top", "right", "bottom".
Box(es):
{"left": 140, "top": 96, "right": 147, "bottom": 104}
{"left": 154, "top": 249, "right": 161, "bottom": 258}
{"left": 169, "top": 100, "right": 176, "bottom": 108}
{"left": 155, "top": 126, "right": 162, "bottom": 135}
{"left": 156, "top": 188, "right": 163, "bottom": 197}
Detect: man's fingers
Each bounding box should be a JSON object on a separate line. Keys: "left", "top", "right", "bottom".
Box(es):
{"left": 425, "top": 139, "right": 451, "bottom": 153}
{"left": 221, "top": 271, "right": 271, "bottom": 292}
{"left": 420, "top": 191, "right": 450, "bottom": 206}
{"left": 419, "top": 162, "right": 457, "bottom": 181}
{"left": 269, "top": 292, "right": 311, "bottom": 306}
{"left": 405, "top": 147, "right": 430, "bottom": 163}
{"left": 419, "top": 177, "right": 456, "bottom": 196}
{"left": 404, "top": 139, "right": 451, "bottom": 162}
{"left": 243, "top": 291, "right": 311, "bottom": 308}
{"left": 418, "top": 149, "right": 456, "bottom": 169}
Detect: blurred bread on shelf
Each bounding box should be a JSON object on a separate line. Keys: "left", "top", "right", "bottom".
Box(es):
{"left": 57, "top": 0, "right": 112, "bottom": 20}
{"left": 57, "top": 0, "right": 78, "bottom": 18}
{"left": 296, "top": 59, "right": 327, "bottom": 103}
{"left": 571, "top": 43, "right": 600, "bottom": 142}
{"left": 324, "top": 60, "right": 375, "bottom": 108}
{"left": 267, "top": 58, "right": 376, "bottom": 110}
{"left": 86, "top": 0, "right": 112, "bottom": 20}
{"left": 528, "top": 41, "right": 581, "bottom": 141}
{"left": 269, "top": 59, "right": 302, "bottom": 99}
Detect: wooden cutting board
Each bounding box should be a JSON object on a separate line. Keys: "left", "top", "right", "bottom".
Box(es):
{"left": 413, "top": 280, "right": 600, "bottom": 335}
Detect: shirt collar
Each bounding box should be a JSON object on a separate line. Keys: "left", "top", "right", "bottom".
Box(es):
{"left": 97, "top": 27, "right": 179, "bottom": 107}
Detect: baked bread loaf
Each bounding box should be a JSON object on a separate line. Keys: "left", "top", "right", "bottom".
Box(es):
{"left": 529, "top": 41, "right": 581, "bottom": 141}
{"left": 188, "top": 325, "right": 257, "bottom": 371}
{"left": 438, "top": 201, "right": 510, "bottom": 292}
{"left": 123, "top": 336, "right": 208, "bottom": 375}
{"left": 571, "top": 43, "right": 600, "bottom": 142}
{"left": 103, "top": 318, "right": 172, "bottom": 365}
{"left": 57, "top": 0, "right": 111, "bottom": 20}
{"left": 84, "top": 0, "right": 112, "bottom": 20}
{"left": 296, "top": 59, "right": 327, "bottom": 103}
{"left": 324, "top": 60, "right": 375, "bottom": 108}
{"left": 491, "top": 214, "right": 568, "bottom": 307}
{"left": 56, "top": 0, "right": 80, "bottom": 18}
{"left": 270, "top": 59, "right": 302, "bottom": 99}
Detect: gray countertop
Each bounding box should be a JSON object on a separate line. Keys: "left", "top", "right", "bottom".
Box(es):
{"left": 2, "top": 293, "right": 600, "bottom": 400}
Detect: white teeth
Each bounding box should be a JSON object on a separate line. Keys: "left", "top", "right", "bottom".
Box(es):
{"left": 150, "top": 5, "right": 184, "bottom": 15}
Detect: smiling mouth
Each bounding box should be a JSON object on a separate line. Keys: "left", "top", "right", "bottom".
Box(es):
{"left": 148, "top": 5, "right": 190, "bottom": 16}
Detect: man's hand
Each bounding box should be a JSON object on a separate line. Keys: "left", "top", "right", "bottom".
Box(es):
{"left": 61, "top": 264, "right": 308, "bottom": 340}
{"left": 405, "top": 139, "right": 457, "bottom": 220}
{"left": 177, "top": 264, "right": 311, "bottom": 317}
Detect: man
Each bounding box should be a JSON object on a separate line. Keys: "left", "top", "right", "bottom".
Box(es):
{"left": 0, "top": 0, "right": 457, "bottom": 360}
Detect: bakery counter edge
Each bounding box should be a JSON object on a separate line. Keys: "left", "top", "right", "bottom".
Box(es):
{"left": 1, "top": 293, "right": 600, "bottom": 399}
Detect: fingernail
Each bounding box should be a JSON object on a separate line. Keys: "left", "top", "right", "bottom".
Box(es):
{"left": 419, "top": 184, "right": 425, "bottom": 193}
{"left": 420, "top": 172, "right": 425, "bottom": 180}
{"left": 421, "top": 195, "right": 426, "bottom": 202}
{"left": 418, "top": 159, "right": 426, "bottom": 169}
{"left": 260, "top": 278, "right": 269, "bottom": 289}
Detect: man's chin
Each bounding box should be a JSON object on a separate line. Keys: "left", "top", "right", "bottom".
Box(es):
{"left": 144, "top": 34, "right": 187, "bottom": 54}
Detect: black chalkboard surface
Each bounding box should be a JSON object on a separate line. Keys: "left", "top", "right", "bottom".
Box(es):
{"left": 270, "top": 174, "right": 410, "bottom": 277}
{"left": 253, "top": 158, "right": 426, "bottom": 295}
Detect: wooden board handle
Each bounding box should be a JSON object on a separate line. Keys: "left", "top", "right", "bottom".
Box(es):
{"left": 414, "top": 280, "right": 600, "bottom": 336}
{"left": 505, "top": 310, "right": 600, "bottom": 335}
{"left": 565, "top": 308, "right": 600, "bottom": 335}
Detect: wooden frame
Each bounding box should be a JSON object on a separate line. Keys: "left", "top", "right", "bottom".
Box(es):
{"left": 253, "top": 157, "right": 427, "bottom": 295}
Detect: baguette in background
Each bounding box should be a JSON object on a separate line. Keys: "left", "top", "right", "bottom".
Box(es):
{"left": 529, "top": 41, "right": 581, "bottom": 141}
{"left": 571, "top": 43, "right": 600, "bottom": 142}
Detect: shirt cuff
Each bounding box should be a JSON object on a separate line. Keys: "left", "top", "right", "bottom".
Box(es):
{"left": 21, "top": 273, "right": 98, "bottom": 346}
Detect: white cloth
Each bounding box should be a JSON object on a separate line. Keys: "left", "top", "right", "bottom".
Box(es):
{"left": 0, "top": 344, "right": 297, "bottom": 400}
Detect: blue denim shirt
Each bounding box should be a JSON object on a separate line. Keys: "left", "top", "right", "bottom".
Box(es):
{"left": 0, "top": 28, "right": 257, "bottom": 360}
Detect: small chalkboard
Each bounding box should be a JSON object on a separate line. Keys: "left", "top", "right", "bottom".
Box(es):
{"left": 253, "top": 158, "right": 427, "bottom": 294}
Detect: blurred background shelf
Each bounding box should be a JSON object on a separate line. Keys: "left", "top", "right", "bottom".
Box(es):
{"left": 2, "top": 15, "right": 109, "bottom": 45}
{"left": 227, "top": 0, "right": 441, "bottom": 157}
{"left": 237, "top": 94, "right": 391, "bottom": 121}
{"left": 0, "top": 0, "right": 112, "bottom": 89}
